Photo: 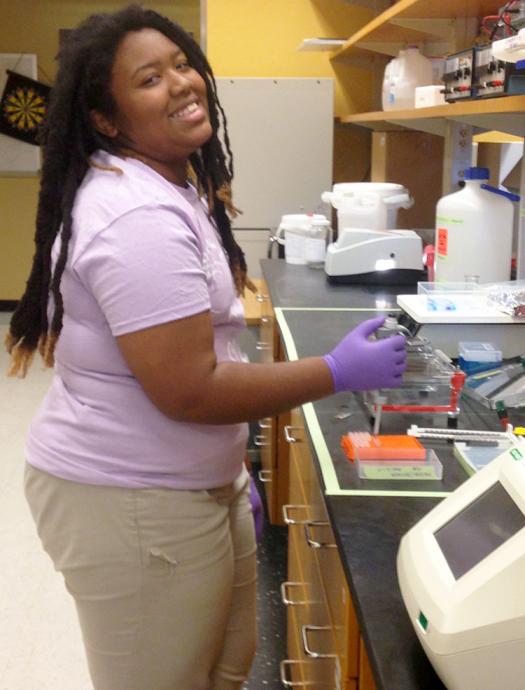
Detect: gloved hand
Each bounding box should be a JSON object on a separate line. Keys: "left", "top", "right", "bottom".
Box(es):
{"left": 249, "top": 476, "right": 264, "bottom": 544}
{"left": 322, "top": 315, "right": 407, "bottom": 393}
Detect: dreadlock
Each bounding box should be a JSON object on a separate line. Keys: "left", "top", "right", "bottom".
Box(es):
{"left": 6, "top": 3, "right": 253, "bottom": 377}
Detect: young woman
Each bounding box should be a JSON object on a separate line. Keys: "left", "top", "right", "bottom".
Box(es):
{"left": 5, "top": 5, "right": 407, "bottom": 690}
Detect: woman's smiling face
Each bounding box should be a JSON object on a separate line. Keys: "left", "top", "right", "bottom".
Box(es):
{"left": 99, "top": 28, "right": 212, "bottom": 184}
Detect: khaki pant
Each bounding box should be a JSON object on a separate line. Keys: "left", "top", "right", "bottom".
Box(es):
{"left": 24, "top": 463, "right": 257, "bottom": 690}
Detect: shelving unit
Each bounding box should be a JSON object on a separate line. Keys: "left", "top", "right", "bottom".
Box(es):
{"left": 327, "top": 0, "right": 525, "bottom": 277}
{"left": 340, "top": 95, "right": 525, "bottom": 138}
{"left": 332, "top": 0, "right": 505, "bottom": 60}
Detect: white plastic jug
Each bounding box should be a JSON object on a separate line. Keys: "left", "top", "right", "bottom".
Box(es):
{"left": 382, "top": 56, "right": 400, "bottom": 111}
{"left": 434, "top": 167, "right": 518, "bottom": 283}
{"left": 322, "top": 182, "right": 413, "bottom": 231}
{"left": 383, "top": 47, "right": 433, "bottom": 110}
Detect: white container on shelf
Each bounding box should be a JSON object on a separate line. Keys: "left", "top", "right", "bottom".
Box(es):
{"left": 382, "top": 55, "right": 400, "bottom": 111}
{"left": 383, "top": 47, "right": 434, "bottom": 110}
{"left": 434, "top": 167, "right": 517, "bottom": 283}
{"left": 415, "top": 85, "right": 446, "bottom": 108}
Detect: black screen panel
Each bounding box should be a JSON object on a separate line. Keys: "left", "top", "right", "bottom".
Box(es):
{"left": 434, "top": 482, "right": 525, "bottom": 580}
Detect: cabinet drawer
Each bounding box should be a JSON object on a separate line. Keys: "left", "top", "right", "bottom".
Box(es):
{"left": 256, "top": 416, "right": 277, "bottom": 522}
{"left": 288, "top": 409, "right": 326, "bottom": 523}
{"left": 316, "top": 546, "right": 359, "bottom": 679}
{"left": 286, "top": 601, "right": 340, "bottom": 689}
{"left": 287, "top": 408, "right": 359, "bottom": 681}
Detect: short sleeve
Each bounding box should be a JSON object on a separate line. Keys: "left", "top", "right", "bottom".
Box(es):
{"left": 74, "top": 204, "right": 211, "bottom": 335}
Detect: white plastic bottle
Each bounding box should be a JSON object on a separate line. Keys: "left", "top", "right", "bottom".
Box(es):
{"left": 389, "top": 47, "right": 433, "bottom": 109}
{"left": 305, "top": 218, "right": 333, "bottom": 269}
{"left": 434, "top": 167, "right": 517, "bottom": 283}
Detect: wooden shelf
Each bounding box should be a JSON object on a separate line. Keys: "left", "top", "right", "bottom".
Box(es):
{"left": 340, "top": 95, "right": 525, "bottom": 137}
{"left": 332, "top": 0, "right": 503, "bottom": 60}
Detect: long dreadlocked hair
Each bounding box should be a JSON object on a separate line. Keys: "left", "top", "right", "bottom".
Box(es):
{"left": 6, "top": 3, "right": 254, "bottom": 378}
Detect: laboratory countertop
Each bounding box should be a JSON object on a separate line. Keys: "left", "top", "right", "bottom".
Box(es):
{"left": 259, "top": 259, "right": 522, "bottom": 690}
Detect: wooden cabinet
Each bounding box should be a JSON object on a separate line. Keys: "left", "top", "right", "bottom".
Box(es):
{"left": 257, "top": 291, "right": 378, "bottom": 687}
{"left": 281, "top": 407, "right": 375, "bottom": 690}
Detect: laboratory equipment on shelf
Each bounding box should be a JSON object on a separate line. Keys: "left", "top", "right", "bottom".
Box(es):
{"left": 435, "top": 167, "right": 518, "bottom": 284}
{"left": 362, "top": 321, "right": 466, "bottom": 434}
{"left": 397, "top": 442, "right": 525, "bottom": 690}
{"left": 492, "top": 25, "right": 525, "bottom": 64}
{"left": 442, "top": 48, "right": 475, "bottom": 101}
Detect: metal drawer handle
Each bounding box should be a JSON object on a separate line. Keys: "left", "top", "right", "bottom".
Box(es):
{"left": 282, "top": 504, "right": 309, "bottom": 525}
{"left": 284, "top": 425, "right": 303, "bottom": 444}
{"left": 260, "top": 316, "right": 271, "bottom": 324}
{"left": 301, "top": 625, "right": 337, "bottom": 659}
{"left": 279, "top": 660, "right": 316, "bottom": 687}
{"left": 258, "top": 418, "right": 272, "bottom": 429}
{"left": 253, "top": 434, "right": 269, "bottom": 447}
{"left": 256, "top": 293, "right": 270, "bottom": 303}
{"left": 304, "top": 521, "right": 337, "bottom": 549}
{"left": 258, "top": 469, "right": 272, "bottom": 483}
{"left": 255, "top": 341, "right": 272, "bottom": 351}
{"left": 280, "top": 581, "right": 308, "bottom": 606}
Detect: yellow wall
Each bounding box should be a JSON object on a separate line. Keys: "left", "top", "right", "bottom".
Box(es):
{"left": 206, "top": 0, "right": 373, "bottom": 190}
{"left": 0, "top": 0, "right": 199, "bottom": 300}
{"left": 206, "top": 0, "right": 373, "bottom": 117}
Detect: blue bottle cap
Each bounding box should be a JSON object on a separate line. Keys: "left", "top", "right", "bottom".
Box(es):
{"left": 464, "top": 167, "right": 490, "bottom": 180}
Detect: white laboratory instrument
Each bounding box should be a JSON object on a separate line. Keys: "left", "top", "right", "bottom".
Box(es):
{"left": 492, "top": 27, "right": 525, "bottom": 64}
{"left": 397, "top": 443, "right": 525, "bottom": 690}
{"left": 322, "top": 182, "right": 413, "bottom": 231}
{"left": 324, "top": 228, "right": 425, "bottom": 285}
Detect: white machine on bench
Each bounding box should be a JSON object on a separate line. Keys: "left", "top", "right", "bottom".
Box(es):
{"left": 397, "top": 442, "right": 525, "bottom": 690}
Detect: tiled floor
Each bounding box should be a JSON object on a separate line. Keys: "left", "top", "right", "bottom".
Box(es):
{"left": 0, "top": 316, "right": 287, "bottom": 689}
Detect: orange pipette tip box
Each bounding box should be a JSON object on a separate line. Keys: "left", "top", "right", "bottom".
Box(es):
{"left": 341, "top": 433, "right": 426, "bottom": 462}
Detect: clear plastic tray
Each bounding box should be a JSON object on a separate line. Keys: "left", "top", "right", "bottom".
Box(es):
{"left": 417, "top": 281, "right": 482, "bottom": 296}
{"left": 354, "top": 449, "right": 443, "bottom": 480}
{"left": 417, "top": 282, "right": 486, "bottom": 313}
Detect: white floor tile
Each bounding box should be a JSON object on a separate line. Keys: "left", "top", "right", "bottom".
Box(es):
{"left": 0, "top": 323, "right": 92, "bottom": 689}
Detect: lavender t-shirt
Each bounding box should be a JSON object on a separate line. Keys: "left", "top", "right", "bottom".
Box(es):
{"left": 26, "top": 151, "right": 249, "bottom": 489}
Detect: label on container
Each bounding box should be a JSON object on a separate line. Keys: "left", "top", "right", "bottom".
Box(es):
{"left": 437, "top": 227, "right": 448, "bottom": 258}
{"left": 362, "top": 465, "right": 440, "bottom": 480}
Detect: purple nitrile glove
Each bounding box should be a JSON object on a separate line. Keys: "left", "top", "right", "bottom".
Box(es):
{"left": 322, "top": 315, "right": 407, "bottom": 393}
{"left": 249, "top": 476, "right": 264, "bottom": 544}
